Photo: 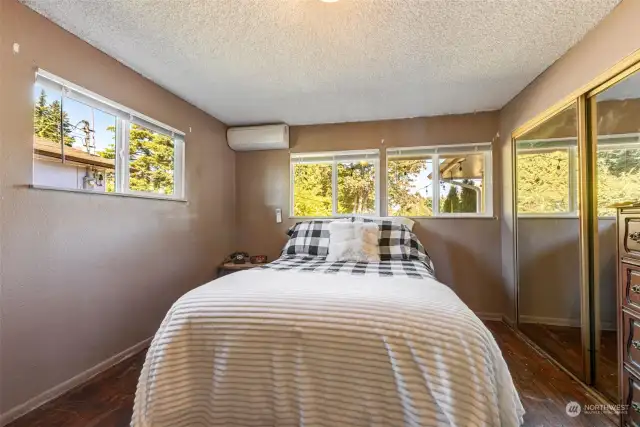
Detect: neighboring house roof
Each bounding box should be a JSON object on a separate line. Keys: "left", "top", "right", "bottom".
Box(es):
{"left": 34, "top": 137, "right": 115, "bottom": 169}
{"left": 427, "top": 156, "right": 484, "bottom": 180}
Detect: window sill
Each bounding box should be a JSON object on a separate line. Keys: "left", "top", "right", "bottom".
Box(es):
{"left": 29, "top": 185, "right": 187, "bottom": 203}
{"left": 288, "top": 215, "right": 497, "bottom": 220}
{"left": 517, "top": 215, "right": 616, "bottom": 220}
{"left": 288, "top": 215, "right": 375, "bottom": 220}
{"left": 517, "top": 215, "right": 578, "bottom": 219}
{"left": 407, "top": 215, "right": 497, "bottom": 220}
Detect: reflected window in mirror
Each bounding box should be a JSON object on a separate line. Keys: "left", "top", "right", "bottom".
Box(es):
{"left": 595, "top": 72, "right": 640, "bottom": 216}
{"left": 515, "top": 104, "right": 579, "bottom": 217}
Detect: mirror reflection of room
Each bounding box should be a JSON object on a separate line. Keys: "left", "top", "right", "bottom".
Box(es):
{"left": 514, "top": 67, "right": 640, "bottom": 402}
{"left": 515, "top": 103, "right": 585, "bottom": 380}
{"left": 593, "top": 69, "right": 640, "bottom": 401}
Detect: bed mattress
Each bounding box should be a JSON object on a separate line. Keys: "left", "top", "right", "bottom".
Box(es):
{"left": 132, "top": 259, "right": 524, "bottom": 427}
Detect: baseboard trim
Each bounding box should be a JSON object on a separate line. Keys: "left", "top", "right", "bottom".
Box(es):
{"left": 519, "top": 315, "right": 581, "bottom": 328}
{"left": 0, "top": 336, "right": 152, "bottom": 426}
{"left": 474, "top": 311, "right": 503, "bottom": 321}
{"left": 519, "top": 315, "right": 616, "bottom": 331}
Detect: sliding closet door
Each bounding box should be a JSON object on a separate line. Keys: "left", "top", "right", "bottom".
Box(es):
{"left": 588, "top": 65, "right": 640, "bottom": 402}
{"left": 515, "top": 102, "right": 588, "bottom": 381}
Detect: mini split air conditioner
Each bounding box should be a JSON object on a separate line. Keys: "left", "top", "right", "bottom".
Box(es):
{"left": 226, "top": 124, "right": 289, "bottom": 151}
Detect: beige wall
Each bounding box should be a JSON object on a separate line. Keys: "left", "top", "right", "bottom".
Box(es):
{"left": 236, "top": 113, "right": 505, "bottom": 315}
{"left": 499, "top": 0, "right": 640, "bottom": 322}
{"left": 0, "top": 0, "right": 235, "bottom": 416}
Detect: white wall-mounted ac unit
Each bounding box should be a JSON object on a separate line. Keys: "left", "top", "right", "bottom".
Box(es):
{"left": 227, "top": 124, "right": 289, "bottom": 151}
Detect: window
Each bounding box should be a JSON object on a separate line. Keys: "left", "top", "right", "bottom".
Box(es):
{"left": 128, "top": 123, "right": 176, "bottom": 195}
{"left": 386, "top": 143, "right": 492, "bottom": 217}
{"left": 291, "top": 150, "right": 379, "bottom": 217}
{"left": 516, "top": 134, "right": 640, "bottom": 217}
{"left": 32, "top": 70, "right": 185, "bottom": 199}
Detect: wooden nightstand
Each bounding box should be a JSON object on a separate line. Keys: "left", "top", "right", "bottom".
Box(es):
{"left": 217, "top": 262, "right": 262, "bottom": 277}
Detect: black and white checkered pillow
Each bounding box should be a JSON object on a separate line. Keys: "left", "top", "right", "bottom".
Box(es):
{"left": 282, "top": 221, "right": 331, "bottom": 256}
{"left": 355, "top": 218, "right": 430, "bottom": 262}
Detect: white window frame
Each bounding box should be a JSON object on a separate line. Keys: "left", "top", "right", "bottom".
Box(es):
{"left": 33, "top": 69, "right": 186, "bottom": 201}
{"left": 515, "top": 133, "right": 640, "bottom": 219}
{"left": 290, "top": 149, "right": 380, "bottom": 218}
{"left": 386, "top": 142, "right": 493, "bottom": 218}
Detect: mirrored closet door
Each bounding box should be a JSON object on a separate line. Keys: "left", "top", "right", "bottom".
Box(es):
{"left": 515, "top": 102, "right": 588, "bottom": 381}
{"left": 514, "top": 62, "right": 640, "bottom": 403}
{"left": 589, "top": 65, "right": 640, "bottom": 402}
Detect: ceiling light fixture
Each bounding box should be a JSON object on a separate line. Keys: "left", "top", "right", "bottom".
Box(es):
{"left": 319, "top": 0, "right": 339, "bottom": 3}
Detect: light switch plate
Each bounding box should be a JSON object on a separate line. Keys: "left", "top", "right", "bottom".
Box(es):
{"left": 275, "top": 208, "right": 282, "bottom": 223}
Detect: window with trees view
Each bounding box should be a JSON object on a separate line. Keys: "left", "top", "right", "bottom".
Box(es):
{"left": 516, "top": 135, "right": 640, "bottom": 217}
{"left": 386, "top": 143, "right": 492, "bottom": 217}
{"left": 291, "top": 150, "right": 379, "bottom": 217}
{"left": 32, "top": 70, "right": 184, "bottom": 199}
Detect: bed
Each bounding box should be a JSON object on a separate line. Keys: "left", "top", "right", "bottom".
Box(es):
{"left": 132, "top": 222, "right": 524, "bottom": 427}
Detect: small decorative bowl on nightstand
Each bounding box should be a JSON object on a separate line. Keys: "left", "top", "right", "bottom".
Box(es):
{"left": 217, "top": 262, "right": 260, "bottom": 278}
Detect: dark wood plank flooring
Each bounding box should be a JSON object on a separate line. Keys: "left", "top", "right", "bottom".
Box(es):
{"left": 6, "top": 321, "right": 616, "bottom": 427}
{"left": 5, "top": 351, "right": 146, "bottom": 427}
{"left": 519, "top": 322, "right": 618, "bottom": 402}
{"left": 490, "top": 322, "right": 617, "bottom": 427}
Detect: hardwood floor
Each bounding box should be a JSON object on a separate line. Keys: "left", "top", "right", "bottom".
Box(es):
{"left": 518, "top": 322, "right": 618, "bottom": 402}
{"left": 6, "top": 321, "right": 616, "bottom": 427}
{"left": 5, "top": 351, "right": 146, "bottom": 427}
{"left": 489, "top": 322, "right": 617, "bottom": 427}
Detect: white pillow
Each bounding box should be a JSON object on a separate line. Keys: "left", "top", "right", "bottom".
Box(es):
{"left": 326, "top": 222, "right": 380, "bottom": 262}
{"left": 351, "top": 216, "right": 415, "bottom": 231}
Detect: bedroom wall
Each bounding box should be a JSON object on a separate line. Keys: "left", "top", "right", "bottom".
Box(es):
{"left": 0, "top": 0, "right": 235, "bottom": 419}
{"left": 235, "top": 112, "right": 505, "bottom": 316}
{"left": 499, "top": 0, "right": 640, "bottom": 322}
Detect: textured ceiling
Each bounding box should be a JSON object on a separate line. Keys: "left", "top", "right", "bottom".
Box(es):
{"left": 23, "top": 0, "right": 620, "bottom": 126}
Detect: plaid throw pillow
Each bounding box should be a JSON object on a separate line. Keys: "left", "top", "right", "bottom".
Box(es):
{"left": 356, "top": 218, "right": 429, "bottom": 262}
{"left": 282, "top": 221, "right": 331, "bottom": 256}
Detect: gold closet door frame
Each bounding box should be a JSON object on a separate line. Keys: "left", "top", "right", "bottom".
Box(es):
{"left": 577, "top": 94, "right": 596, "bottom": 384}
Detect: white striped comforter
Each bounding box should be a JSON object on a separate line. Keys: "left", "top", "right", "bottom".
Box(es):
{"left": 132, "top": 268, "right": 524, "bottom": 427}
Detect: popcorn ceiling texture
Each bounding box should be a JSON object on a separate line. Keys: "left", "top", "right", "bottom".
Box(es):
{"left": 23, "top": 0, "right": 619, "bottom": 126}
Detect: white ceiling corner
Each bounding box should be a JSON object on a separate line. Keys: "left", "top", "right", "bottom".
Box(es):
{"left": 22, "top": 0, "right": 620, "bottom": 126}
